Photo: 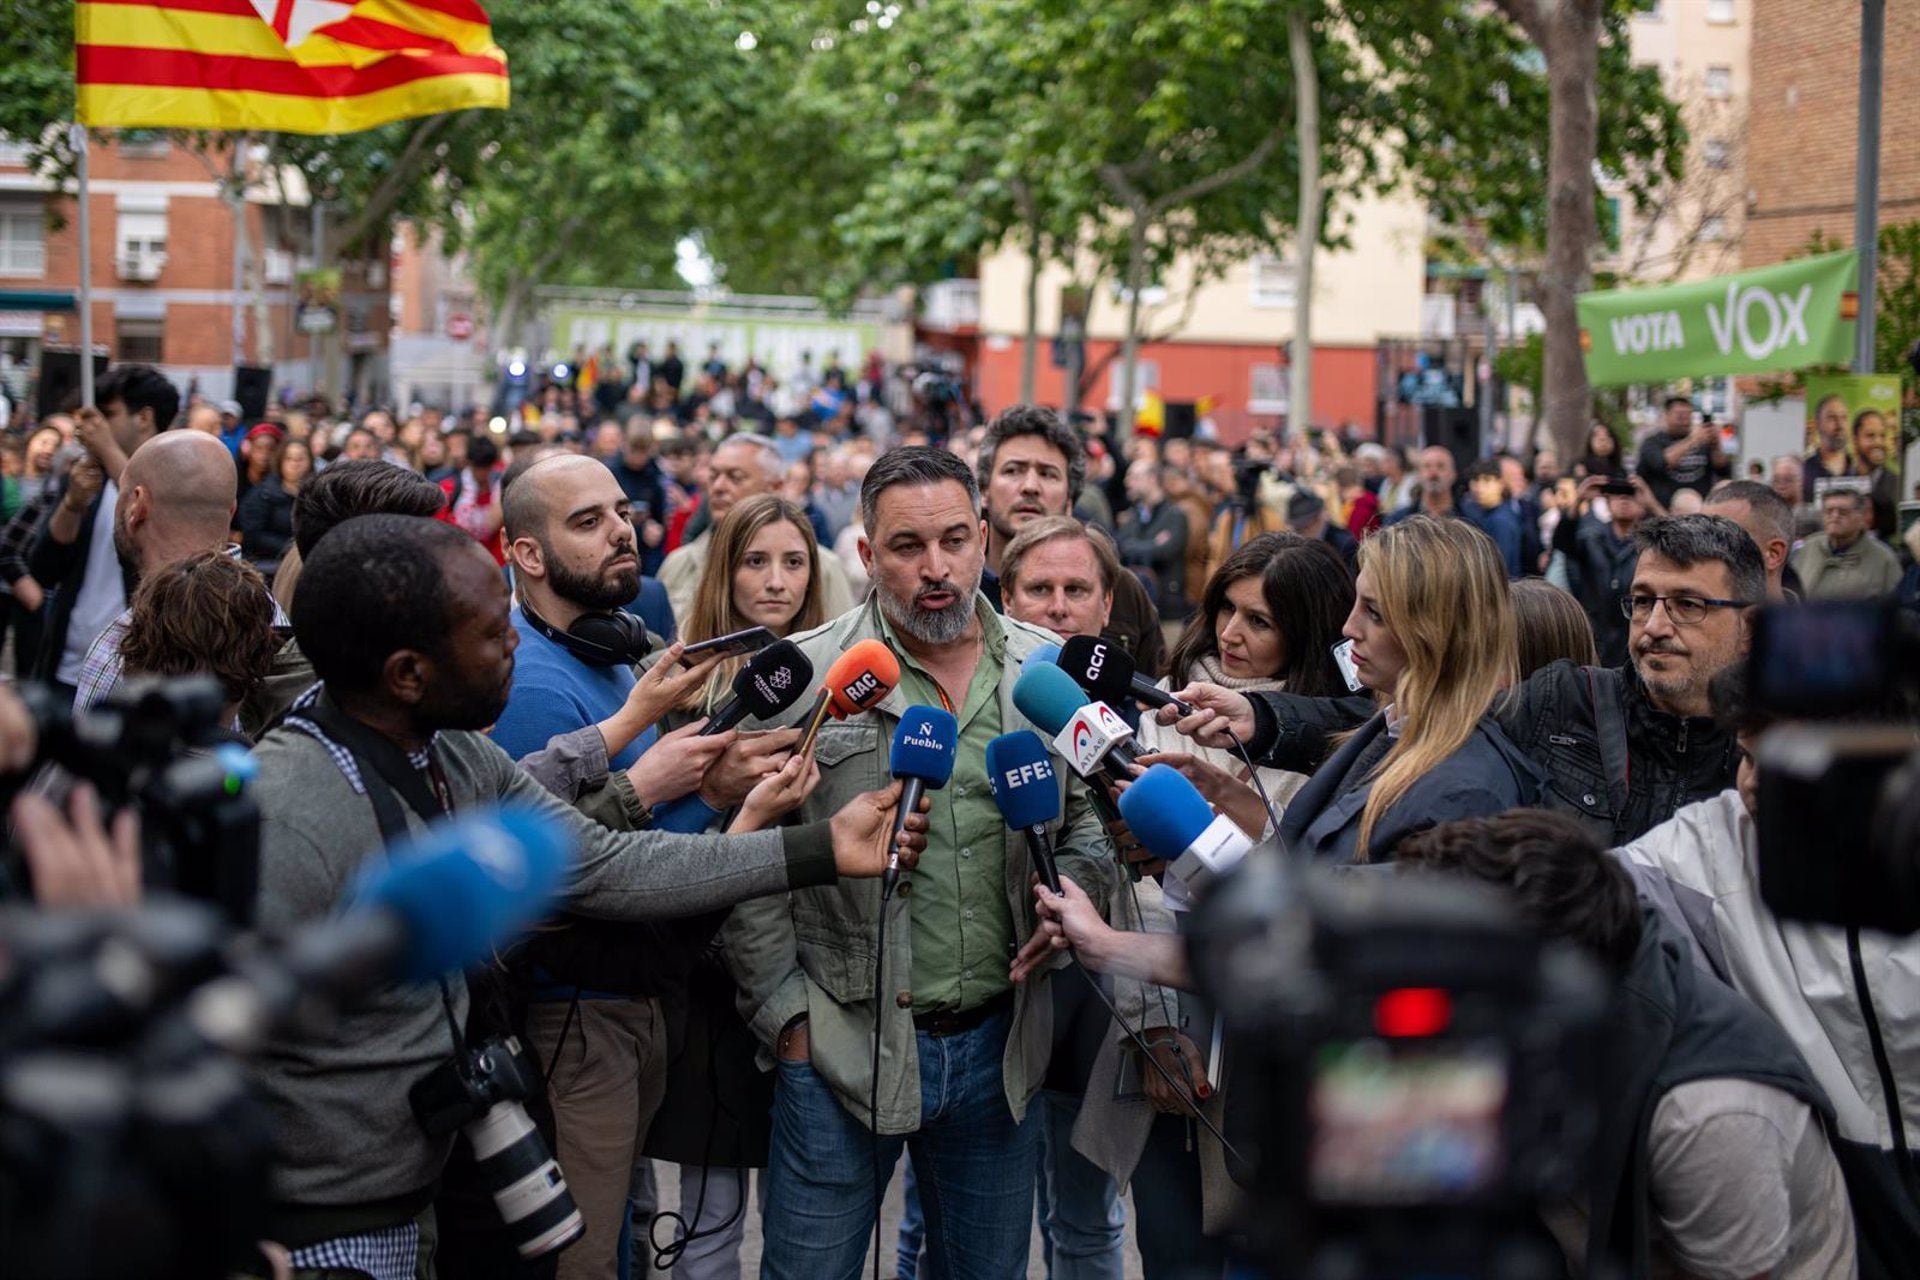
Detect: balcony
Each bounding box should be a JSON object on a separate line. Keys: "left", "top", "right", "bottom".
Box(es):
{"left": 116, "top": 250, "right": 167, "bottom": 283}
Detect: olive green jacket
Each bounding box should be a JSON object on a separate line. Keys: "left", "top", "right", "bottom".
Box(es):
{"left": 721, "top": 594, "right": 1118, "bottom": 1133}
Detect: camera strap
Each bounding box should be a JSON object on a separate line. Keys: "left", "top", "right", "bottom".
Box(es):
{"left": 302, "top": 692, "right": 466, "bottom": 1054}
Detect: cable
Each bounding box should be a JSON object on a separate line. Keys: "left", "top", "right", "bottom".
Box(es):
{"left": 869, "top": 882, "right": 892, "bottom": 1280}
{"left": 1225, "top": 728, "right": 1282, "bottom": 839}
{"left": 647, "top": 980, "right": 748, "bottom": 1272}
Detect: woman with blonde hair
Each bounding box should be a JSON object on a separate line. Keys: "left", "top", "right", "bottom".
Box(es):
{"left": 674, "top": 492, "right": 827, "bottom": 717}
{"left": 1511, "top": 577, "right": 1597, "bottom": 678}
{"left": 1277, "top": 516, "right": 1543, "bottom": 862}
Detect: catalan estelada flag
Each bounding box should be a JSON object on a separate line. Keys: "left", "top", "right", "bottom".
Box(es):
{"left": 77, "top": 1, "right": 509, "bottom": 135}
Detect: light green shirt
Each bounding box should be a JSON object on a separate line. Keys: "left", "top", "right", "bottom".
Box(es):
{"left": 876, "top": 601, "right": 1014, "bottom": 1014}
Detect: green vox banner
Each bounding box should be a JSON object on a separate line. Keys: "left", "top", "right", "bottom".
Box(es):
{"left": 1576, "top": 249, "right": 1859, "bottom": 386}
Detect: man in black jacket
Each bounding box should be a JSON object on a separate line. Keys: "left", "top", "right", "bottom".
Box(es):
{"left": 1160, "top": 515, "right": 1762, "bottom": 847}
{"left": 29, "top": 364, "right": 179, "bottom": 694}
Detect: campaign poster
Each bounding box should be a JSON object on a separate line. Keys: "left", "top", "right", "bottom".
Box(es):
{"left": 1802, "top": 374, "right": 1901, "bottom": 508}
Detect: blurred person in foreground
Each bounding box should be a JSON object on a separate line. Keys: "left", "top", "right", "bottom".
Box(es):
{"left": 1614, "top": 663, "right": 1920, "bottom": 1276}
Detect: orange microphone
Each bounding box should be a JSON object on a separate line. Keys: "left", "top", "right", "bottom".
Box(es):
{"left": 796, "top": 639, "right": 901, "bottom": 757}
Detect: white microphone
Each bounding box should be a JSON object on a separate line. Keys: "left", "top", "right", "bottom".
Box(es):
{"left": 1117, "top": 765, "right": 1254, "bottom": 900}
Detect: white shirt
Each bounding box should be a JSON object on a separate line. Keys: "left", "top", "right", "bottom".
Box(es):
{"left": 56, "top": 480, "right": 126, "bottom": 685}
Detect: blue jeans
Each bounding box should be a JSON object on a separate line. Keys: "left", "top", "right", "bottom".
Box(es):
{"left": 897, "top": 1160, "right": 925, "bottom": 1280}
{"left": 1035, "top": 1091, "right": 1125, "bottom": 1279}
{"left": 760, "top": 1008, "right": 1038, "bottom": 1280}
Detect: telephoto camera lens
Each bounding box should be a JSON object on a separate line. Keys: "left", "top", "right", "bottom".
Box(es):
{"left": 465, "top": 1097, "right": 584, "bottom": 1258}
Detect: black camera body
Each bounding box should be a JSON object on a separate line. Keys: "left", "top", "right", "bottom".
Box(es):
{"left": 1748, "top": 601, "right": 1920, "bottom": 933}
{"left": 409, "top": 1033, "right": 541, "bottom": 1138}
{"left": 10, "top": 676, "right": 260, "bottom": 925}
{"left": 1189, "top": 856, "right": 1608, "bottom": 1275}
{"left": 409, "top": 1034, "right": 583, "bottom": 1259}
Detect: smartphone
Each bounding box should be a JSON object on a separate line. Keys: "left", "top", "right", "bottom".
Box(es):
{"left": 1599, "top": 479, "right": 1638, "bottom": 497}
{"left": 679, "top": 625, "right": 775, "bottom": 665}
{"left": 1331, "top": 639, "right": 1364, "bottom": 692}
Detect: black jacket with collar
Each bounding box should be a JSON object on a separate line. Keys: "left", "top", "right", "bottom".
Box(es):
{"left": 26, "top": 479, "right": 134, "bottom": 681}
{"left": 1244, "top": 661, "right": 1737, "bottom": 848}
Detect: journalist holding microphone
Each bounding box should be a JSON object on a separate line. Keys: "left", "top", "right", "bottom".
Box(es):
{"left": 726, "top": 446, "right": 1118, "bottom": 1279}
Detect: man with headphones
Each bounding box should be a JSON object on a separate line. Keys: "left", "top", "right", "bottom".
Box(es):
{"left": 490, "top": 454, "right": 806, "bottom": 1279}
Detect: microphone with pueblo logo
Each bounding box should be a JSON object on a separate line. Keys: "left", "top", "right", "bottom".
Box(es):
{"left": 795, "top": 639, "right": 901, "bottom": 758}
{"left": 883, "top": 706, "right": 958, "bottom": 897}
{"left": 1011, "top": 661, "right": 1141, "bottom": 785}
{"left": 1116, "top": 765, "right": 1254, "bottom": 899}
{"left": 1058, "top": 635, "right": 1192, "bottom": 717}
{"left": 985, "top": 730, "right": 1063, "bottom": 894}
{"left": 699, "top": 639, "right": 813, "bottom": 736}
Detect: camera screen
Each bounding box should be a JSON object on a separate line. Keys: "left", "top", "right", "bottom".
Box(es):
{"left": 1307, "top": 1039, "right": 1507, "bottom": 1205}
{"left": 1750, "top": 602, "right": 1890, "bottom": 717}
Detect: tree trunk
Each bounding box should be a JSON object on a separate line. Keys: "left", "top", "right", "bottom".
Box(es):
{"left": 1537, "top": 3, "right": 1602, "bottom": 467}
{"left": 1020, "top": 215, "right": 1041, "bottom": 404}
{"left": 1116, "top": 215, "right": 1148, "bottom": 430}
{"left": 1288, "top": 5, "right": 1320, "bottom": 441}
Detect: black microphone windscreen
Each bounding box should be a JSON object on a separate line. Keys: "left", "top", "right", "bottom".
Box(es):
{"left": 1060, "top": 635, "right": 1136, "bottom": 705}
{"left": 733, "top": 639, "right": 814, "bottom": 719}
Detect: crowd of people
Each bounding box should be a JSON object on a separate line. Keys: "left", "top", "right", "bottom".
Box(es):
{"left": 0, "top": 353, "right": 1916, "bottom": 1280}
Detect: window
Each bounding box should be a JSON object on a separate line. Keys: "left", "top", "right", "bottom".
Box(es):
{"left": 1703, "top": 139, "right": 1730, "bottom": 169}
{"left": 1706, "top": 0, "right": 1735, "bottom": 23}
{"left": 1705, "top": 66, "right": 1732, "bottom": 100}
{"left": 115, "top": 317, "right": 163, "bottom": 364}
{"left": 1701, "top": 216, "right": 1728, "bottom": 243}
{"left": 0, "top": 199, "right": 44, "bottom": 277}
{"left": 115, "top": 130, "right": 170, "bottom": 159}
{"left": 1250, "top": 254, "right": 1297, "bottom": 309}
{"left": 1105, "top": 360, "right": 1158, "bottom": 411}
{"left": 115, "top": 198, "right": 169, "bottom": 280}
{"left": 1250, "top": 364, "right": 1290, "bottom": 415}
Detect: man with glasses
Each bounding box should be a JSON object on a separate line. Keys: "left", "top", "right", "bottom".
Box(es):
{"left": 1159, "top": 515, "right": 1759, "bottom": 846}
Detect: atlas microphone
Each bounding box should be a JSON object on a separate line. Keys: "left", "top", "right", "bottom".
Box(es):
{"left": 986, "top": 731, "right": 1063, "bottom": 894}
{"left": 883, "top": 706, "right": 958, "bottom": 896}
{"left": 796, "top": 638, "right": 901, "bottom": 756}
{"left": 1059, "top": 635, "right": 1192, "bottom": 717}
{"left": 1011, "top": 661, "right": 1141, "bottom": 784}
{"left": 1117, "top": 765, "right": 1254, "bottom": 900}
{"left": 699, "top": 639, "right": 813, "bottom": 736}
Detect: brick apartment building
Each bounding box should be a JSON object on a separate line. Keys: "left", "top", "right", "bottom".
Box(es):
{"left": 1745, "top": 0, "right": 1919, "bottom": 271}
{"left": 0, "top": 132, "right": 391, "bottom": 418}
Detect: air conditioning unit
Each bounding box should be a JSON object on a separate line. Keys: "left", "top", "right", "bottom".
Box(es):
{"left": 116, "top": 250, "right": 166, "bottom": 282}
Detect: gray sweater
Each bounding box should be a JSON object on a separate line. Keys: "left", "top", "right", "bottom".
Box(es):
{"left": 249, "top": 723, "right": 836, "bottom": 1209}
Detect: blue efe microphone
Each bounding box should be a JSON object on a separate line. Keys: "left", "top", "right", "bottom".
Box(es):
{"left": 986, "top": 730, "right": 1063, "bottom": 893}
{"left": 885, "top": 706, "right": 959, "bottom": 896}
{"left": 343, "top": 805, "right": 571, "bottom": 982}
{"left": 1117, "top": 765, "right": 1254, "bottom": 898}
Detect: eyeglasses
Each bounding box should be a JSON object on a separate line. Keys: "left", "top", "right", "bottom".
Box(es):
{"left": 1620, "top": 593, "right": 1752, "bottom": 626}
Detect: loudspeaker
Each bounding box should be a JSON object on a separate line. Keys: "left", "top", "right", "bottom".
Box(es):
{"left": 36, "top": 349, "right": 110, "bottom": 417}
{"left": 1162, "top": 400, "right": 1197, "bottom": 440}
{"left": 1421, "top": 404, "right": 1478, "bottom": 475}
{"left": 233, "top": 365, "right": 272, "bottom": 424}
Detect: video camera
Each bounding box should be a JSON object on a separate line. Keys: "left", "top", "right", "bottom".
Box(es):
{"left": 1747, "top": 601, "right": 1920, "bottom": 933}
{"left": 7, "top": 676, "right": 259, "bottom": 924}
{"left": 1187, "top": 854, "right": 1608, "bottom": 1277}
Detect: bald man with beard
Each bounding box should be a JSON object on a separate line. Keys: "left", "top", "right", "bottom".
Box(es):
{"left": 74, "top": 430, "right": 273, "bottom": 713}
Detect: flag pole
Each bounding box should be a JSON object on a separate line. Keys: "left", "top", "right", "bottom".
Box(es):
{"left": 71, "top": 122, "right": 94, "bottom": 408}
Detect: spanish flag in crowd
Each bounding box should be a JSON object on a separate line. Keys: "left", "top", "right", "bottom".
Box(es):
{"left": 77, "top": 1, "right": 509, "bottom": 135}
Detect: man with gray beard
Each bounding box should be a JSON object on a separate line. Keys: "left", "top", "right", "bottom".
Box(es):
{"left": 725, "top": 446, "right": 1117, "bottom": 1279}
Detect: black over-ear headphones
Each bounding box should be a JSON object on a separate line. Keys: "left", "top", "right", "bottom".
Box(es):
{"left": 519, "top": 599, "right": 654, "bottom": 667}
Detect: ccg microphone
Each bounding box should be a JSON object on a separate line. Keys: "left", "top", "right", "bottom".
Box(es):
{"left": 883, "top": 706, "right": 958, "bottom": 896}
{"left": 1059, "top": 635, "right": 1191, "bottom": 716}
{"left": 1011, "top": 661, "right": 1140, "bottom": 784}
{"left": 986, "top": 730, "right": 1062, "bottom": 893}
{"left": 699, "top": 638, "right": 813, "bottom": 736}
{"left": 796, "top": 638, "right": 901, "bottom": 757}
{"left": 1117, "top": 765, "right": 1254, "bottom": 899}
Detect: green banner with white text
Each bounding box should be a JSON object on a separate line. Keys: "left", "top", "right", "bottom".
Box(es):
{"left": 1576, "top": 250, "right": 1860, "bottom": 386}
